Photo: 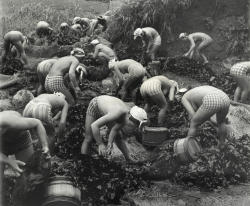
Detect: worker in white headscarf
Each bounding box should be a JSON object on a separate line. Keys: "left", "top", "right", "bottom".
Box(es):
{"left": 133, "top": 27, "right": 161, "bottom": 62}
{"left": 82, "top": 95, "right": 147, "bottom": 163}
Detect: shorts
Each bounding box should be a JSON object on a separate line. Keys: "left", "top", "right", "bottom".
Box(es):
{"left": 2, "top": 130, "right": 32, "bottom": 155}
{"left": 45, "top": 75, "right": 69, "bottom": 95}
{"left": 230, "top": 64, "right": 249, "bottom": 78}
{"left": 86, "top": 97, "right": 103, "bottom": 119}
{"left": 23, "top": 100, "right": 53, "bottom": 125}
{"left": 140, "top": 79, "right": 162, "bottom": 97}
{"left": 128, "top": 64, "right": 146, "bottom": 78}
{"left": 200, "top": 92, "right": 230, "bottom": 113}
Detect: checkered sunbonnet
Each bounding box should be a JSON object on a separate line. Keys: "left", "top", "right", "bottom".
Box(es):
{"left": 230, "top": 64, "right": 249, "bottom": 77}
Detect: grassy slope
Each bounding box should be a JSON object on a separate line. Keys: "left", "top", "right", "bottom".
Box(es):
{"left": 0, "top": 0, "right": 109, "bottom": 41}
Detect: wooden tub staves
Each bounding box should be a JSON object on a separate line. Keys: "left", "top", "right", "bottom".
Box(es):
{"left": 42, "top": 176, "right": 81, "bottom": 206}
{"left": 174, "top": 137, "right": 201, "bottom": 163}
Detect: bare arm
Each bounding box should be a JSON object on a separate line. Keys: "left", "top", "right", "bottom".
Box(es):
{"left": 57, "top": 100, "right": 69, "bottom": 139}
{"left": 93, "top": 46, "right": 99, "bottom": 59}
{"left": 186, "top": 36, "right": 195, "bottom": 55}
{"left": 69, "top": 60, "right": 80, "bottom": 89}
{"left": 9, "top": 117, "right": 49, "bottom": 151}
{"left": 169, "top": 85, "right": 176, "bottom": 102}
{"left": 108, "top": 119, "right": 125, "bottom": 145}
{"left": 113, "top": 65, "right": 124, "bottom": 83}
{"left": 181, "top": 95, "right": 195, "bottom": 118}
{"left": 91, "top": 112, "right": 123, "bottom": 145}
{"left": 60, "top": 100, "right": 69, "bottom": 124}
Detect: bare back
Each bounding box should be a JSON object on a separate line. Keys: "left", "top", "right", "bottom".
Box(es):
{"left": 48, "top": 56, "right": 79, "bottom": 76}
{"left": 97, "top": 95, "right": 128, "bottom": 123}
{"left": 189, "top": 32, "right": 212, "bottom": 42}
{"left": 143, "top": 27, "right": 159, "bottom": 40}
{"left": 96, "top": 44, "right": 116, "bottom": 57}
{"left": 184, "top": 85, "right": 223, "bottom": 107}
{"left": 115, "top": 59, "right": 139, "bottom": 73}
{"left": 34, "top": 94, "right": 66, "bottom": 109}
{"left": 0, "top": 111, "right": 25, "bottom": 140}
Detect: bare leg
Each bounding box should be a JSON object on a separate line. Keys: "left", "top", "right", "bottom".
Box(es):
{"left": 2, "top": 40, "right": 11, "bottom": 63}
{"left": 150, "top": 92, "right": 170, "bottom": 126}
{"left": 188, "top": 107, "right": 215, "bottom": 137}
{"left": 216, "top": 108, "right": 229, "bottom": 144}
{"left": 37, "top": 73, "right": 45, "bottom": 95}
{"left": 240, "top": 89, "right": 250, "bottom": 103}
{"left": 81, "top": 115, "right": 95, "bottom": 154}
{"left": 197, "top": 40, "right": 211, "bottom": 64}
{"left": 114, "top": 134, "right": 131, "bottom": 161}
{"left": 233, "top": 86, "right": 242, "bottom": 102}
{"left": 14, "top": 41, "right": 29, "bottom": 65}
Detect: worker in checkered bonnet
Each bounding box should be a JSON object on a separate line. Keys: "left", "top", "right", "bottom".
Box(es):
{"left": 181, "top": 85, "right": 232, "bottom": 145}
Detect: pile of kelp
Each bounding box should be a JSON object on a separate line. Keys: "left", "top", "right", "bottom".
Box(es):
{"left": 147, "top": 122, "right": 250, "bottom": 191}
{"left": 50, "top": 155, "right": 149, "bottom": 205}
{"left": 163, "top": 56, "right": 237, "bottom": 96}
{"left": 1, "top": 59, "right": 24, "bottom": 75}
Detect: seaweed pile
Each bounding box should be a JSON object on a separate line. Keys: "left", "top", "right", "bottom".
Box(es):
{"left": 146, "top": 122, "right": 250, "bottom": 190}
{"left": 50, "top": 155, "right": 149, "bottom": 205}
{"left": 1, "top": 59, "right": 24, "bottom": 75}
{"left": 164, "top": 56, "right": 237, "bottom": 96}
{"left": 174, "top": 134, "right": 250, "bottom": 190}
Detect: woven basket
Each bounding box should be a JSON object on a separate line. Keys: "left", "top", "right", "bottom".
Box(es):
{"left": 142, "top": 126, "right": 169, "bottom": 146}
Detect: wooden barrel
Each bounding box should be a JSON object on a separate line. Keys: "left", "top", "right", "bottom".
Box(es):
{"left": 42, "top": 176, "right": 81, "bottom": 206}
{"left": 173, "top": 137, "right": 201, "bottom": 163}
{"left": 142, "top": 126, "right": 169, "bottom": 146}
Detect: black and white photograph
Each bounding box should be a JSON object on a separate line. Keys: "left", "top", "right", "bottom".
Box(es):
{"left": 0, "top": 0, "right": 250, "bottom": 205}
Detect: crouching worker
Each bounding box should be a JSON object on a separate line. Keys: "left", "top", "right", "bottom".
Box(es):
{"left": 90, "top": 39, "right": 117, "bottom": 63}
{"left": 108, "top": 59, "right": 146, "bottom": 101}
{"left": 179, "top": 32, "right": 213, "bottom": 64}
{"left": 133, "top": 27, "right": 161, "bottom": 63}
{"left": 2, "top": 31, "right": 29, "bottom": 68}
{"left": 37, "top": 58, "right": 58, "bottom": 95}
{"left": 140, "top": 75, "right": 179, "bottom": 126}
{"left": 0, "top": 110, "right": 50, "bottom": 176}
{"left": 23, "top": 93, "right": 68, "bottom": 146}
{"left": 230, "top": 62, "right": 250, "bottom": 103}
{"left": 81, "top": 95, "right": 148, "bottom": 163}
{"left": 181, "top": 86, "right": 231, "bottom": 145}
{"left": 44, "top": 48, "right": 86, "bottom": 105}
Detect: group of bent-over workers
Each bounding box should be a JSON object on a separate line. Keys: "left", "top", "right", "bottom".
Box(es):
{"left": 1, "top": 17, "right": 246, "bottom": 179}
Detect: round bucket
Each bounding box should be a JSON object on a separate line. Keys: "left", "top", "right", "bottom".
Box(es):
{"left": 42, "top": 176, "right": 81, "bottom": 206}
{"left": 174, "top": 137, "right": 201, "bottom": 163}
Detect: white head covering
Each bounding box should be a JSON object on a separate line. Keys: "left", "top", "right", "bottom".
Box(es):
{"left": 133, "top": 28, "right": 143, "bottom": 40}
{"left": 37, "top": 21, "right": 53, "bottom": 30}
{"left": 179, "top": 33, "right": 187, "bottom": 39}
{"left": 76, "top": 65, "right": 87, "bottom": 81}
{"left": 72, "top": 17, "right": 81, "bottom": 25}
{"left": 71, "top": 48, "right": 85, "bottom": 58}
{"left": 90, "top": 39, "right": 100, "bottom": 45}
{"left": 130, "top": 106, "right": 148, "bottom": 128}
